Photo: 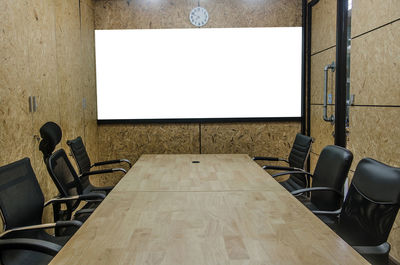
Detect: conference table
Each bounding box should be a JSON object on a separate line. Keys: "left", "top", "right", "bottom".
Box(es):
{"left": 49, "top": 154, "right": 368, "bottom": 265}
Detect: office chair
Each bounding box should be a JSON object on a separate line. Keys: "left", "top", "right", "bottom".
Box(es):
{"left": 67, "top": 136, "right": 131, "bottom": 195}
{"left": 47, "top": 149, "right": 106, "bottom": 224}
{"left": 38, "top": 122, "right": 106, "bottom": 227}
{"left": 0, "top": 158, "right": 84, "bottom": 265}
{"left": 281, "top": 146, "right": 353, "bottom": 223}
{"left": 313, "top": 158, "right": 400, "bottom": 264}
{"left": 253, "top": 133, "right": 313, "bottom": 191}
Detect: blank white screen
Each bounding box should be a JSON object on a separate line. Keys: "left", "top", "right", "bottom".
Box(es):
{"left": 95, "top": 27, "right": 302, "bottom": 120}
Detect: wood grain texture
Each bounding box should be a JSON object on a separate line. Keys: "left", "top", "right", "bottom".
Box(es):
{"left": 0, "top": 0, "right": 33, "bottom": 168}
{"left": 55, "top": 0, "right": 85, "bottom": 155}
{"left": 311, "top": 0, "right": 337, "bottom": 54}
{"left": 352, "top": 0, "right": 400, "bottom": 37}
{"left": 310, "top": 105, "right": 334, "bottom": 156}
{"left": 310, "top": 47, "right": 336, "bottom": 105}
{"left": 26, "top": 0, "right": 62, "bottom": 224}
{"left": 114, "top": 154, "right": 281, "bottom": 192}
{"left": 80, "top": 1, "right": 100, "bottom": 185}
{"left": 350, "top": 21, "right": 400, "bottom": 106}
{"left": 94, "top": 0, "right": 301, "bottom": 29}
{"left": 49, "top": 155, "right": 368, "bottom": 265}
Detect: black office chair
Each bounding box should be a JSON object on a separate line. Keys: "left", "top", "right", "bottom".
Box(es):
{"left": 283, "top": 146, "right": 353, "bottom": 223}
{"left": 47, "top": 149, "right": 106, "bottom": 224}
{"left": 313, "top": 158, "right": 400, "bottom": 264}
{"left": 67, "top": 136, "right": 131, "bottom": 195}
{"left": 0, "top": 158, "right": 83, "bottom": 265}
{"left": 38, "top": 122, "right": 106, "bottom": 226}
{"left": 253, "top": 133, "right": 313, "bottom": 191}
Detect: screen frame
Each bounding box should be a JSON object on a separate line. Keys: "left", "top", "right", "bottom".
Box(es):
{"left": 95, "top": 26, "right": 306, "bottom": 125}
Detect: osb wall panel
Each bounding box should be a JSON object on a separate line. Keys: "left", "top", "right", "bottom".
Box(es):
{"left": 94, "top": 0, "right": 302, "bottom": 186}
{"left": 310, "top": 47, "right": 336, "bottom": 104}
{"left": 55, "top": 0, "right": 85, "bottom": 155}
{"left": 80, "top": 1, "right": 99, "bottom": 175}
{"left": 201, "top": 122, "right": 301, "bottom": 158}
{"left": 350, "top": 21, "right": 400, "bottom": 106}
{"left": 27, "top": 0, "right": 62, "bottom": 224}
{"left": 0, "top": 0, "right": 33, "bottom": 168}
{"left": 310, "top": 105, "right": 334, "bottom": 156}
{"left": 347, "top": 107, "right": 400, "bottom": 172}
{"left": 97, "top": 124, "right": 200, "bottom": 186}
{"left": 352, "top": 0, "right": 400, "bottom": 37}
{"left": 311, "top": 0, "right": 336, "bottom": 54}
{"left": 95, "top": 0, "right": 301, "bottom": 29}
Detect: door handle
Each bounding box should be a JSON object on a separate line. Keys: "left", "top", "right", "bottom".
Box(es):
{"left": 323, "top": 61, "right": 335, "bottom": 124}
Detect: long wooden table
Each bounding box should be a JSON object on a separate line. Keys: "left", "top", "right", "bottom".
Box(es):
{"left": 49, "top": 154, "right": 368, "bottom": 265}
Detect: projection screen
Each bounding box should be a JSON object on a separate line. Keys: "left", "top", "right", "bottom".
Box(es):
{"left": 95, "top": 27, "right": 302, "bottom": 121}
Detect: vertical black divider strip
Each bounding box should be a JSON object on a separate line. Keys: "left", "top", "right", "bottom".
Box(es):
{"left": 301, "top": 0, "right": 307, "bottom": 135}
{"left": 335, "top": 0, "right": 348, "bottom": 147}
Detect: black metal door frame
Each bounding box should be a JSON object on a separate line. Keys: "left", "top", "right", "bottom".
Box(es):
{"left": 305, "top": 0, "right": 348, "bottom": 148}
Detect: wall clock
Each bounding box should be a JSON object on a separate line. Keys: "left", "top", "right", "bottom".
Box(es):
{"left": 189, "top": 7, "right": 209, "bottom": 27}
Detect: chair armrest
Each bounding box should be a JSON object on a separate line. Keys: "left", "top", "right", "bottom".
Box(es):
{"left": 271, "top": 170, "right": 312, "bottom": 178}
{"left": 0, "top": 220, "right": 82, "bottom": 238}
{"left": 263, "top": 165, "right": 304, "bottom": 171}
{"left": 91, "top": 186, "right": 114, "bottom": 193}
{"left": 44, "top": 193, "right": 106, "bottom": 207}
{"left": 291, "top": 187, "right": 343, "bottom": 197}
{"left": 352, "top": 242, "right": 390, "bottom": 256}
{"left": 312, "top": 208, "right": 342, "bottom": 216}
{"left": 253, "top": 157, "right": 289, "bottom": 163}
{"left": 0, "top": 238, "right": 62, "bottom": 256}
{"left": 92, "top": 159, "right": 132, "bottom": 168}
{"left": 80, "top": 168, "right": 126, "bottom": 178}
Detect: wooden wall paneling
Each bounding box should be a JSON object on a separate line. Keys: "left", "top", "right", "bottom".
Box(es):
{"left": 80, "top": 1, "right": 100, "bottom": 186}
{"left": 351, "top": 0, "right": 400, "bottom": 38}
{"left": 309, "top": 105, "right": 334, "bottom": 156}
{"left": 310, "top": 0, "right": 337, "bottom": 54}
{"left": 350, "top": 21, "right": 400, "bottom": 106}
{"left": 97, "top": 123, "right": 200, "bottom": 186}
{"left": 55, "top": 0, "right": 85, "bottom": 175}
{"left": 95, "top": 0, "right": 302, "bottom": 30}
{"left": 310, "top": 48, "right": 336, "bottom": 104}
{"left": 26, "top": 0, "right": 62, "bottom": 224}
{"left": 201, "top": 122, "right": 301, "bottom": 157}
{"left": 347, "top": 107, "right": 400, "bottom": 172}
{"left": 0, "top": 0, "right": 34, "bottom": 167}
{"left": 80, "top": 1, "right": 99, "bottom": 175}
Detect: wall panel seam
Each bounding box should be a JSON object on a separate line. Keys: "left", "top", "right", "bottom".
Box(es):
{"left": 352, "top": 17, "right": 400, "bottom": 40}
{"left": 310, "top": 45, "right": 336, "bottom": 57}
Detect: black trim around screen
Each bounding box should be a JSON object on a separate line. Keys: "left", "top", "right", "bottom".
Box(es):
{"left": 97, "top": 117, "right": 301, "bottom": 125}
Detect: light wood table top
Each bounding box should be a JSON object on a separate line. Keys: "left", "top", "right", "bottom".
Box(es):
{"left": 49, "top": 154, "right": 368, "bottom": 265}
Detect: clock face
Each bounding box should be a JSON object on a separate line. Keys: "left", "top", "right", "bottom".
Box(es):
{"left": 189, "top": 7, "right": 209, "bottom": 27}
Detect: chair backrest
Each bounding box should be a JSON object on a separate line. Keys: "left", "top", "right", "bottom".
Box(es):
{"left": 287, "top": 133, "right": 313, "bottom": 188}
{"left": 66, "top": 137, "right": 91, "bottom": 190}
{"left": 48, "top": 149, "right": 83, "bottom": 211}
{"left": 338, "top": 158, "right": 400, "bottom": 246}
{"left": 38, "top": 122, "right": 62, "bottom": 161}
{"left": 0, "top": 158, "right": 44, "bottom": 230}
{"left": 310, "top": 145, "right": 353, "bottom": 211}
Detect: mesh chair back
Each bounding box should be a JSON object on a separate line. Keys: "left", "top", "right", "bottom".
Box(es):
{"left": 310, "top": 145, "right": 353, "bottom": 211}
{"left": 338, "top": 158, "right": 400, "bottom": 246}
{"left": 48, "top": 149, "right": 83, "bottom": 211}
{"left": 38, "top": 122, "right": 62, "bottom": 160}
{"left": 0, "top": 158, "right": 44, "bottom": 230}
{"left": 287, "top": 133, "right": 313, "bottom": 188}
{"left": 66, "top": 137, "right": 91, "bottom": 190}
